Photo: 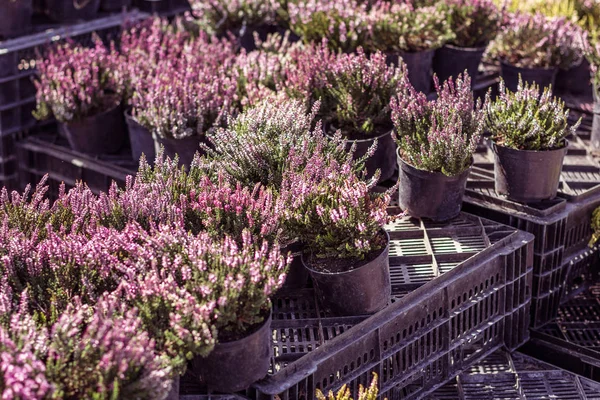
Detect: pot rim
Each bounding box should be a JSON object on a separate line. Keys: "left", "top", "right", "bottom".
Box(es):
{"left": 499, "top": 60, "right": 558, "bottom": 73}
{"left": 326, "top": 126, "right": 393, "bottom": 143}
{"left": 301, "top": 229, "right": 390, "bottom": 277}
{"left": 209, "top": 308, "right": 272, "bottom": 348}
{"left": 399, "top": 48, "right": 437, "bottom": 56}
{"left": 396, "top": 147, "right": 473, "bottom": 181}
{"left": 490, "top": 139, "right": 569, "bottom": 154}
{"left": 443, "top": 43, "right": 488, "bottom": 52}
{"left": 66, "top": 100, "right": 122, "bottom": 126}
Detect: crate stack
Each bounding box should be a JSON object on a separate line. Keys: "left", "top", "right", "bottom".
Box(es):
{"left": 463, "top": 120, "right": 600, "bottom": 328}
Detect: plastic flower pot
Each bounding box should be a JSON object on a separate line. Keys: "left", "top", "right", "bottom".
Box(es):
{"left": 432, "top": 44, "right": 486, "bottom": 87}
{"left": 239, "top": 24, "right": 279, "bottom": 52}
{"left": 556, "top": 59, "right": 592, "bottom": 96}
{"left": 124, "top": 110, "right": 156, "bottom": 164}
{"left": 153, "top": 134, "right": 204, "bottom": 169}
{"left": 302, "top": 230, "right": 391, "bottom": 316}
{"left": 491, "top": 141, "right": 567, "bottom": 203}
{"left": 99, "top": 0, "right": 131, "bottom": 11}
{"left": 194, "top": 312, "right": 272, "bottom": 393}
{"left": 45, "top": 0, "right": 100, "bottom": 21}
{"left": 0, "top": 0, "right": 32, "bottom": 39}
{"left": 387, "top": 50, "right": 435, "bottom": 94}
{"left": 500, "top": 62, "right": 558, "bottom": 92}
{"left": 329, "top": 129, "right": 397, "bottom": 182}
{"left": 279, "top": 242, "right": 309, "bottom": 290}
{"left": 60, "top": 103, "right": 126, "bottom": 155}
{"left": 397, "top": 151, "right": 471, "bottom": 222}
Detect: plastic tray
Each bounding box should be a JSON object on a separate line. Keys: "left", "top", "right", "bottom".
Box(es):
{"left": 178, "top": 210, "right": 534, "bottom": 399}
{"left": 16, "top": 134, "right": 135, "bottom": 197}
{"left": 0, "top": 10, "right": 147, "bottom": 189}
{"left": 523, "top": 264, "right": 600, "bottom": 383}
{"left": 426, "top": 350, "right": 600, "bottom": 399}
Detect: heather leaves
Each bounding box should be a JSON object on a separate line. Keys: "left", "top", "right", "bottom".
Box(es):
{"left": 485, "top": 78, "right": 579, "bottom": 150}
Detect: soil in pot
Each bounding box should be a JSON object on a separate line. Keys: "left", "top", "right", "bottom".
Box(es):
{"left": 194, "top": 311, "right": 272, "bottom": 393}
{"left": 125, "top": 110, "right": 156, "bottom": 164}
{"left": 491, "top": 141, "right": 567, "bottom": 203}
{"left": 329, "top": 127, "right": 397, "bottom": 182}
{"left": 0, "top": 0, "right": 32, "bottom": 39}
{"left": 556, "top": 59, "right": 592, "bottom": 97}
{"left": 45, "top": 0, "right": 100, "bottom": 21}
{"left": 500, "top": 62, "right": 558, "bottom": 93}
{"left": 154, "top": 134, "right": 205, "bottom": 169}
{"left": 99, "top": 0, "right": 131, "bottom": 11}
{"left": 432, "top": 44, "right": 486, "bottom": 87}
{"left": 61, "top": 103, "right": 126, "bottom": 155}
{"left": 387, "top": 50, "right": 435, "bottom": 94}
{"left": 397, "top": 150, "right": 471, "bottom": 222}
{"left": 302, "top": 230, "right": 391, "bottom": 316}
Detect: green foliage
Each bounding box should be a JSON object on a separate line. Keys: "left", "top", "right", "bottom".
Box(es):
{"left": 485, "top": 78, "right": 580, "bottom": 151}
{"left": 590, "top": 206, "right": 600, "bottom": 246}
{"left": 446, "top": 0, "right": 501, "bottom": 47}
{"left": 316, "top": 373, "right": 383, "bottom": 400}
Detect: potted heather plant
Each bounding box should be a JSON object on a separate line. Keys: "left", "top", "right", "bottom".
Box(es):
{"left": 189, "top": 0, "right": 281, "bottom": 51}
{"left": 0, "top": 0, "right": 32, "bottom": 39}
{"left": 44, "top": 0, "right": 100, "bottom": 21}
{"left": 130, "top": 42, "right": 238, "bottom": 167}
{"left": 485, "top": 78, "right": 580, "bottom": 202}
{"left": 288, "top": 0, "right": 368, "bottom": 53}
{"left": 365, "top": 1, "right": 454, "bottom": 93}
{"left": 33, "top": 38, "right": 126, "bottom": 155}
{"left": 488, "top": 12, "right": 586, "bottom": 92}
{"left": 280, "top": 141, "right": 394, "bottom": 316}
{"left": 433, "top": 0, "right": 500, "bottom": 87}
{"left": 391, "top": 73, "right": 483, "bottom": 221}
{"left": 316, "top": 373, "right": 381, "bottom": 400}
{"left": 309, "top": 48, "right": 404, "bottom": 181}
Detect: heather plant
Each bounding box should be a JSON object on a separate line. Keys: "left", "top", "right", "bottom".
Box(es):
{"left": 589, "top": 205, "right": 600, "bottom": 246}
{"left": 45, "top": 296, "right": 173, "bottom": 400}
{"left": 485, "top": 78, "right": 580, "bottom": 150}
{"left": 288, "top": 0, "right": 369, "bottom": 52}
{"left": 391, "top": 73, "right": 483, "bottom": 176}
{"left": 488, "top": 12, "right": 587, "bottom": 69}
{"left": 189, "top": 0, "right": 281, "bottom": 35}
{"left": 587, "top": 36, "right": 600, "bottom": 90}
{"left": 204, "top": 99, "right": 365, "bottom": 191}
{"left": 316, "top": 373, "right": 382, "bottom": 400}
{"left": 309, "top": 48, "right": 404, "bottom": 138}
{"left": 33, "top": 36, "right": 124, "bottom": 123}
{"left": 444, "top": 0, "right": 501, "bottom": 47}
{"left": 364, "top": 2, "right": 455, "bottom": 53}
{"left": 279, "top": 134, "right": 393, "bottom": 261}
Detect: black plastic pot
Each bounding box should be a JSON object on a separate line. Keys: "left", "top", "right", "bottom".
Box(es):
{"left": 239, "top": 24, "right": 279, "bottom": 52}
{"left": 194, "top": 312, "right": 272, "bottom": 393}
{"left": 331, "top": 129, "right": 396, "bottom": 182}
{"left": 99, "top": 0, "right": 131, "bottom": 11}
{"left": 45, "top": 0, "right": 100, "bottom": 21}
{"left": 302, "top": 231, "right": 391, "bottom": 316}
{"left": 397, "top": 152, "right": 470, "bottom": 221}
{"left": 279, "top": 242, "right": 309, "bottom": 290}
{"left": 124, "top": 111, "right": 155, "bottom": 164}
{"left": 491, "top": 141, "right": 567, "bottom": 203}
{"left": 432, "top": 44, "right": 486, "bottom": 87}
{"left": 61, "top": 104, "right": 126, "bottom": 155}
{"left": 500, "top": 62, "right": 558, "bottom": 92}
{"left": 556, "top": 59, "right": 592, "bottom": 96}
{"left": 0, "top": 0, "right": 32, "bottom": 39}
{"left": 154, "top": 134, "right": 203, "bottom": 168}
{"left": 387, "top": 50, "right": 435, "bottom": 94}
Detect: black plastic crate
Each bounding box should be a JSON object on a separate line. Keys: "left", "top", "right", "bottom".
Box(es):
{"left": 523, "top": 259, "right": 600, "bottom": 383}
{"left": 426, "top": 350, "right": 600, "bottom": 399}
{"left": 16, "top": 134, "right": 136, "bottom": 197}
{"left": 178, "top": 211, "right": 534, "bottom": 399}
